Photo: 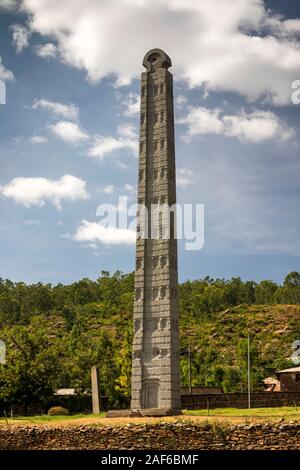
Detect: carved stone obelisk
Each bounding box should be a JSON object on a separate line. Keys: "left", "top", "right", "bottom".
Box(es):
{"left": 131, "top": 49, "right": 180, "bottom": 412}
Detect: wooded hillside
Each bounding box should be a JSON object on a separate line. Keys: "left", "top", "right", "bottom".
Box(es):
{"left": 0, "top": 271, "right": 299, "bottom": 408}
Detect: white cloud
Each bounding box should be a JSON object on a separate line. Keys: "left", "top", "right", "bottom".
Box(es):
{"left": 175, "top": 95, "right": 188, "bottom": 107}
{"left": 0, "top": 0, "right": 18, "bottom": 10}
{"left": 282, "top": 19, "right": 300, "bottom": 35}
{"left": 177, "top": 168, "right": 195, "bottom": 188}
{"left": 124, "top": 183, "right": 135, "bottom": 193}
{"left": 19, "top": 0, "right": 300, "bottom": 104}
{"left": 120, "top": 93, "right": 140, "bottom": 116}
{"left": 223, "top": 110, "right": 295, "bottom": 142}
{"left": 0, "top": 175, "right": 89, "bottom": 209}
{"left": 23, "top": 219, "right": 41, "bottom": 226}
{"left": 11, "top": 24, "right": 31, "bottom": 53}
{"left": 0, "top": 57, "right": 14, "bottom": 81}
{"left": 88, "top": 137, "right": 132, "bottom": 160}
{"left": 35, "top": 43, "right": 57, "bottom": 58}
{"left": 71, "top": 220, "right": 136, "bottom": 246}
{"left": 33, "top": 98, "right": 79, "bottom": 120}
{"left": 179, "top": 107, "right": 224, "bottom": 137}
{"left": 30, "top": 135, "right": 48, "bottom": 144}
{"left": 117, "top": 123, "right": 137, "bottom": 140}
{"left": 266, "top": 16, "right": 300, "bottom": 38}
{"left": 102, "top": 184, "right": 114, "bottom": 194}
{"left": 50, "top": 121, "right": 89, "bottom": 143}
{"left": 178, "top": 107, "right": 295, "bottom": 143}
{"left": 88, "top": 123, "right": 138, "bottom": 161}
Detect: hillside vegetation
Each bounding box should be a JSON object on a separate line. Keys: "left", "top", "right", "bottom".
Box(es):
{"left": 0, "top": 271, "right": 300, "bottom": 408}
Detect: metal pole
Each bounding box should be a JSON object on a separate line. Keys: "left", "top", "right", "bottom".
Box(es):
{"left": 248, "top": 334, "right": 251, "bottom": 409}
{"left": 188, "top": 342, "right": 192, "bottom": 395}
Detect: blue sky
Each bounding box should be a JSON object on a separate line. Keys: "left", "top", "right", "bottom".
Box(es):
{"left": 0, "top": 0, "right": 299, "bottom": 285}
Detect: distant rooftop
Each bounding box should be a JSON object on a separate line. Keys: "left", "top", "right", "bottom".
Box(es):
{"left": 276, "top": 367, "right": 300, "bottom": 374}
{"left": 54, "top": 388, "right": 76, "bottom": 396}
{"left": 264, "top": 377, "right": 280, "bottom": 384}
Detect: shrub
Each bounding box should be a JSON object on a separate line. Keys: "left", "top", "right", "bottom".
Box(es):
{"left": 47, "top": 406, "right": 69, "bottom": 416}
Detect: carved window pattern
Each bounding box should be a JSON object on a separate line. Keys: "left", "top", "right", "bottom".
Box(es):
{"left": 161, "top": 349, "right": 170, "bottom": 358}
{"left": 152, "top": 257, "right": 159, "bottom": 269}
{"left": 132, "top": 350, "right": 141, "bottom": 360}
{"left": 135, "top": 288, "right": 142, "bottom": 301}
{"left": 159, "top": 212, "right": 163, "bottom": 239}
{"left": 160, "top": 255, "right": 167, "bottom": 268}
{"left": 136, "top": 258, "right": 142, "bottom": 270}
{"left": 160, "top": 286, "right": 167, "bottom": 298}
{"left": 150, "top": 319, "right": 159, "bottom": 332}
{"left": 134, "top": 319, "right": 142, "bottom": 332}
{"left": 170, "top": 210, "right": 175, "bottom": 239}
{"left": 151, "top": 83, "right": 166, "bottom": 96}
{"left": 152, "top": 287, "right": 159, "bottom": 300}
{"left": 160, "top": 318, "right": 168, "bottom": 330}
{"left": 160, "top": 139, "right": 166, "bottom": 150}
{"left": 160, "top": 168, "right": 167, "bottom": 179}
{"left": 152, "top": 348, "right": 160, "bottom": 360}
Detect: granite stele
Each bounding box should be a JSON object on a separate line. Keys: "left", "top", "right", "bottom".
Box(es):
{"left": 107, "top": 49, "right": 181, "bottom": 417}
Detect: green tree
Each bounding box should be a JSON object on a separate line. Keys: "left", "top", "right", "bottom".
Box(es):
{"left": 255, "top": 280, "right": 278, "bottom": 304}
{"left": 0, "top": 318, "right": 63, "bottom": 410}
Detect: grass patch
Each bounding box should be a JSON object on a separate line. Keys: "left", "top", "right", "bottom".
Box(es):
{"left": 1, "top": 406, "right": 299, "bottom": 426}
{"left": 0, "top": 413, "right": 105, "bottom": 424}
{"left": 184, "top": 406, "right": 300, "bottom": 419}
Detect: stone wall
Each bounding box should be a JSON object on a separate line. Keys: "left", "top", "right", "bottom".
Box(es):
{"left": 181, "top": 391, "right": 300, "bottom": 409}
{"left": 1, "top": 422, "right": 300, "bottom": 450}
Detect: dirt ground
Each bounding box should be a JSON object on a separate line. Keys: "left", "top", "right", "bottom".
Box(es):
{"left": 0, "top": 413, "right": 289, "bottom": 428}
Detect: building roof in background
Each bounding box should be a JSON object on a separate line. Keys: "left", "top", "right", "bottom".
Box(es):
{"left": 54, "top": 388, "right": 76, "bottom": 396}
{"left": 276, "top": 367, "right": 300, "bottom": 374}
{"left": 264, "top": 377, "right": 280, "bottom": 384}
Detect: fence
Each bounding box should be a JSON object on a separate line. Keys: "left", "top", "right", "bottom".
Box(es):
{"left": 0, "top": 395, "right": 109, "bottom": 417}
{"left": 181, "top": 391, "right": 300, "bottom": 409}
{"left": 181, "top": 386, "right": 223, "bottom": 395}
